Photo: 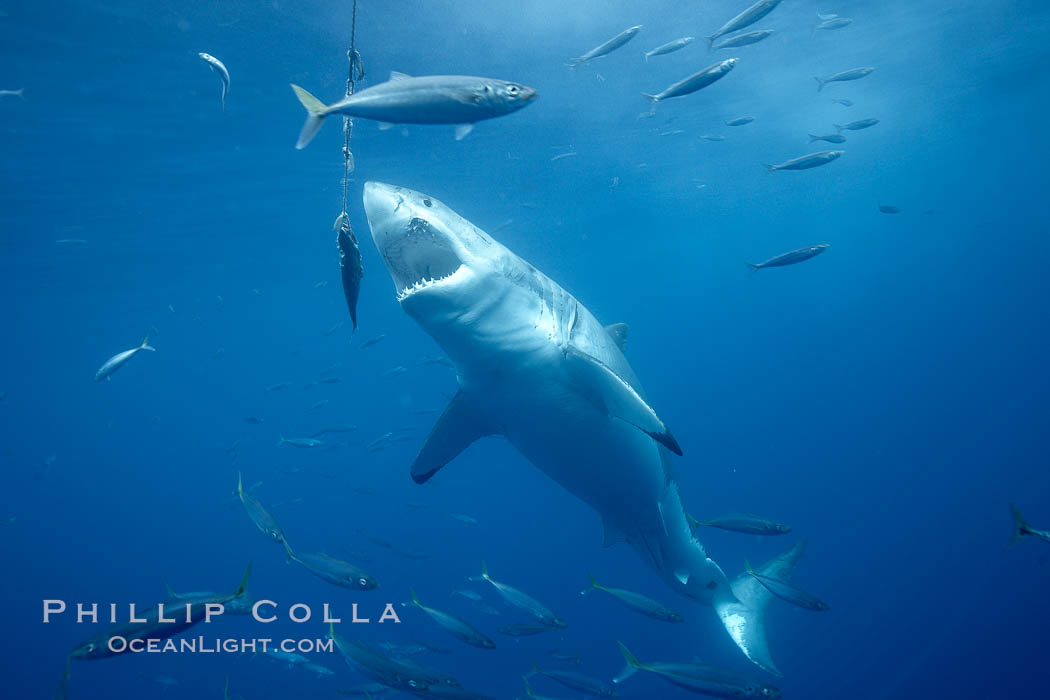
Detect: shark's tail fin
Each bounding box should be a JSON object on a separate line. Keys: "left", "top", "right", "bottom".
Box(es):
{"left": 290, "top": 84, "right": 329, "bottom": 149}
{"left": 1009, "top": 504, "right": 1030, "bottom": 548}
{"left": 613, "top": 641, "right": 644, "bottom": 683}
{"left": 713, "top": 540, "right": 806, "bottom": 677}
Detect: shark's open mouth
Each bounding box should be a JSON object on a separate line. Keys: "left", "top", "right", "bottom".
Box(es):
{"left": 383, "top": 217, "right": 464, "bottom": 301}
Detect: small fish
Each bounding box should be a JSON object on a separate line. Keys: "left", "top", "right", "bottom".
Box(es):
{"left": 528, "top": 662, "right": 617, "bottom": 697}
{"left": 211, "top": 348, "right": 225, "bottom": 359}
{"left": 336, "top": 212, "right": 364, "bottom": 330}
{"left": 367, "top": 432, "right": 394, "bottom": 450}
{"left": 878, "top": 204, "right": 901, "bottom": 214}
{"left": 265, "top": 381, "right": 293, "bottom": 392}
{"left": 0, "top": 88, "right": 24, "bottom": 99}
{"left": 323, "top": 321, "right": 345, "bottom": 336}
{"left": 550, "top": 151, "right": 577, "bottom": 162}
{"left": 416, "top": 355, "right": 454, "bottom": 368}
{"left": 548, "top": 649, "right": 582, "bottom": 666}
{"left": 55, "top": 238, "right": 88, "bottom": 245}
{"left": 644, "top": 37, "right": 695, "bottom": 61}
{"left": 815, "top": 66, "right": 874, "bottom": 91}
{"left": 316, "top": 376, "right": 342, "bottom": 384}
{"left": 359, "top": 334, "right": 386, "bottom": 349}
{"left": 304, "top": 662, "right": 334, "bottom": 676}
{"left": 583, "top": 573, "right": 683, "bottom": 622}
{"left": 94, "top": 336, "right": 155, "bottom": 382}
{"left": 473, "top": 601, "right": 502, "bottom": 616}
{"left": 405, "top": 589, "right": 495, "bottom": 649}
{"left": 660, "top": 130, "right": 685, "bottom": 136}
{"left": 236, "top": 472, "right": 285, "bottom": 544}
{"left": 411, "top": 408, "right": 441, "bottom": 415}
{"left": 699, "top": 134, "right": 726, "bottom": 142}
{"left": 1009, "top": 504, "right": 1050, "bottom": 546}
{"left": 198, "top": 52, "right": 230, "bottom": 111}
{"left": 474, "top": 562, "right": 566, "bottom": 627}
{"left": 569, "top": 25, "right": 643, "bottom": 67}
{"left": 764, "top": 150, "right": 843, "bottom": 172}
{"left": 453, "top": 589, "right": 482, "bottom": 602}
{"left": 643, "top": 59, "right": 738, "bottom": 107}
{"left": 706, "top": 0, "right": 783, "bottom": 48}
{"left": 831, "top": 98, "right": 853, "bottom": 107}
{"left": 264, "top": 649, "right": 310, "bottom": 666}
{"left": 747, "top": 244, "right": 830, "bottom": 272}
{"left": 725, "top": 116, "right": 755, "bottom": 126}
{"left": 497, "top": 624, "right": 553, "bottom": 637}
{"left": 381, "top": 365, "right": 407, "bottom": 379}
{"left": 309, "top": 400, "right": 328, "bottom": 411}
{"left": 688, "top": 513, "right": 792, "bottom": 535}
{"left": 245, "top": 416, "right": 265, "bottom": 424}
{"left": 808, "top": 133, "right": 846, "bottom": 144}
{"left": 815, "top": 16, "right": 854, "bottom": 31}
{"left": 835, "top": 117, "right": 879, "bottom": 132}
{"left": 614, "top": 643, "right": 781, "bottom": 697}
{"left": 284, "top": 540, "right": 377, "bottom": 590}
{"left": 712, "top": 29, "right": 775, "bottom": 50}
{"left": 291, "top": 73, "right": 537, "bottom": 148}
{"left": 448, "top": 512, "right": 479, "bottom": 526}
{"left": 746, "top": 560, "right": 829, "bottom": 611}
{"left": 279, "top": 435, "right": 324, "bottom": 448}
{"left": 314, "top": 280, "right": 329, "bottom": 288}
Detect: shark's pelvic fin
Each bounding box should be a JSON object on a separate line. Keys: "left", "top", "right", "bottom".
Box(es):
{"left": 563, "top": 345, "right": 683, "bottom": 456}
{"left": 411, "top": 390, "right": 499, "bottom": 483}
{"left": 604, "top": 323, "right": 629, "bottom": 352}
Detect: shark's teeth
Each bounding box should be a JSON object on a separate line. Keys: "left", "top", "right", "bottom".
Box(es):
{"left": 396, "top": 270, "right": 459, "bottom": 302}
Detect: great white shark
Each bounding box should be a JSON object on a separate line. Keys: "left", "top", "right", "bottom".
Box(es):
{"left": 362, "top": 181, "right": 804, "bottom": 675}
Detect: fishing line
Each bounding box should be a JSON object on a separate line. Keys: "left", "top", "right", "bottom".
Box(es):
{"left": 336, "top": 0, "right": 364, "bottom": 329}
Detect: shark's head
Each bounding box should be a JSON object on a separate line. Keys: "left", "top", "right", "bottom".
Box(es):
{"left": 364, "top": 181, "right": 498, "bottom": 314}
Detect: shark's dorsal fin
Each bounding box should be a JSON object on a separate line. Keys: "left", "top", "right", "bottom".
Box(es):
{"left": 563, "top": 345, "right": 682, "bottom": 456}
{"left": 604, "top": 323, "right": 629, "bottom": 351}
{"left": 389, "top": 71, "right": 412, "bottom": 81}
{"left": 411, "top": 391, "right": 498, "bottom": 483}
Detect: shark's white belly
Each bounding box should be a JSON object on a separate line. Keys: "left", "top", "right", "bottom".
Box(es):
{"left": 464, "top": 355, "right": 731, "bottom": 606}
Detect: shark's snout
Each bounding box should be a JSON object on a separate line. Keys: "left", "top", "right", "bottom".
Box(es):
{"left": 363, "top": 181, "right": 466, "bottom": 301}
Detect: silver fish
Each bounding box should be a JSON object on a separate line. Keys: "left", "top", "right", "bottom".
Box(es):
{"left": 475, "top": 563, "right": 565, "bottom": 627}
{"left": 706, "top": 1, "right": 783, "bottom": 48}
{"left": 569, "top": 25, "right": 643, "bottom": 67}
{"left": 291, "top": 72, "right": 537, "bottom": 148}
{"left": 835, "top": 117, "right": 879, "bottom": 132}
{"left": 584, "top": 573, "right": 683, "bottom": 622}
{"left": 815, "top": 16, "right": 854, "bottom": 31}
{"left": 198, "top": 52, "right": 230, "bottom": 111}
{"left": 94, "top": 336, "right": 154, "bottom": 382}
{"left": 236, "top": 472, "right": 285, "bottom": 544}
{"left": 278, "top": 435, "right": 323, "bottom": 448}
{"left": 808, "top": 133, "right": 846, "bottom": 144}
{"left": 643, "top": 59, "right": 738, "bottom": 106}
{"left": 747, "top": 244, "right": 830, "bottom": 273}
{"left": 284, "top": 540, "right": 377, "bottom": 590}
{"left": 725, "top": 116, "right": 755, "bottom": 126}
{"left": 763, "top": 150, "right": 843, "bottom": 172}
{"left": 689, "top": 513, "right": 792, "bottom": 535}
{"left": 615, "top": 642, "right": 782, "bottom": 698}
{"left": 745, "top": 559, "right": 829, "bottom": 611}
{"left": 815, "top": 66, "right": 874, "bottom": 91}
{"left": 0, "top": 88, "right": 24, "bottom": 99}
{"left": 712, "top": 29, "right": 776, "bottom": 50}
{"left": 644, "top": 37, "right": 694, "bottom": 62}
{"left": 406, "top": 589, "right": 495, "bottom": 649}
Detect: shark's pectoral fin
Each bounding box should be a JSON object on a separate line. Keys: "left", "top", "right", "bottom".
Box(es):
{"left": 604, "top": 323, "right": 629, "bottom": 352}
{"left": 564, "top": 346, "right": 683, "bottom": 456}
{"left": 411, "top": 391, "right": 498, "bottom": 484}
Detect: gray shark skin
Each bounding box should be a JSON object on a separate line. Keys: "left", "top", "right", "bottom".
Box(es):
{"left": 362, "top": 182, "right": 797, "bottom": 675}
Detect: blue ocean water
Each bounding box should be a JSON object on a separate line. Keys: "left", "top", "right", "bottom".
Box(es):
{"left": 2, "top": 0, "right": 1049, "bottom": 698}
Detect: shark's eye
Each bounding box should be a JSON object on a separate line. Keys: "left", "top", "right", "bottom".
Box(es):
{"left": 508, "top": 85, "right": 519, "bottom": 95}
{"left": 423, "top": 199, "right": 432, "bottom": 207}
